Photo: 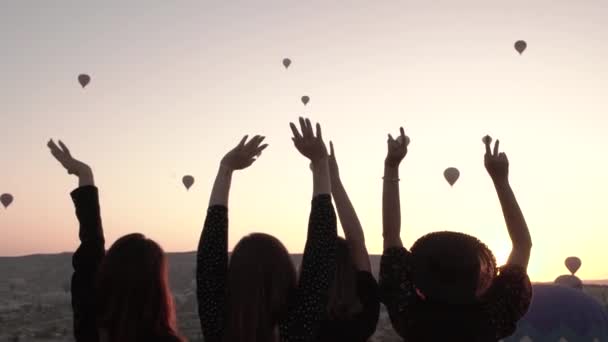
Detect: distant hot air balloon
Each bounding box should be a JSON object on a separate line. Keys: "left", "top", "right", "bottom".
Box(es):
{"left": 503, "top": 284, "right": 608, "bottom": 342}
{"left": 514, "top": 40, "right": 527, "bottom": 55}
{"left": 482, "top": 135, "right": 492, "bottom": 145}
{"left": 0, "top": 193, "right": 13, "bottom": 208}
{"left": 443, "top": 167, "right": 460, "bottom": 186}
{"left": 182, "top": 175, "right": 194, "bottom": 190}
{"left": 397, "top": 135, "right": 411, "bottom": 146}
{"left": 555, "top": 274, "right": 583, "bottom": 289}
{"left": 78, "top": 74, "right": 91, "bottom": 88}
{"left": 301, "top": 96, "right": 310, "bottom": 105}
{"left": 282, "top": 58, "right": 291, "bottom": 69}
{"left": 565, "top": 256, "right": 582, "bottom": 275}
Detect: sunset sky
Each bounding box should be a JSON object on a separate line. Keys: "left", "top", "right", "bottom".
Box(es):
{"left": 1, "top": 1, "right": 607, "bottom": 282}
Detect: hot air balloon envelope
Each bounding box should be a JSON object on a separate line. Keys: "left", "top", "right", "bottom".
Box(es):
{"left": 482, "top": 135, "right": 492, "bottom": 145}
{"left": 565, "top": 256, "right": 582, "bottom": 274}
{"left": 443, "top": 167, "right": 460, "bottom": 186}
{"left": 182, "top": 175, "right": 194, "bottom": 190}
{"left": 301, "top": 96, "right": 310, "bottom": 105}
{"left": 397, "top": 135, "right": 410, "bottom": 146}
{"left": 1, "top": 193, "right": 13, "bottom": 208}
{"left": 514, "top": 40, "right": 527, "bottom": 54}
{"left": 555, "top": 274, "right": 583, "bottom": 289}
{"left": 282, "top": 58, "right": 291, "bottom": 68}
{"left": 78, "top": 74, "right": 91, "bottom": 88}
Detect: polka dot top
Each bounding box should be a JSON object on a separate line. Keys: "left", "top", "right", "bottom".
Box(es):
{"left": 379, "top": 246, "right": 532, "bottom": 342}
{"left": 196, "top": 194, "right": 337, "bottom": 342}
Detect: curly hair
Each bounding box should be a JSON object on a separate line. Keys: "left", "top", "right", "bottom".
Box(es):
{"left": 410, "top": 231, "right": 497, "bottom": 304}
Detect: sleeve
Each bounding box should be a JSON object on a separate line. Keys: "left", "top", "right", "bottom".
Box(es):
{"left": 354, "top": 271, "right": 381, "bottom": 339}
{"left": 280, "top": 194, "right": 337, "bottom": 342}
{"left": 196, "top": 205, "right": 229, "bottom": 342}
{"left": 482, "top": 263, "right": 533, "bottom": 339}
{"left": 70, "top": 185, "right": 105, "bottom": 342}
{"left": 378, "top": 246, "right": 420, "bottom": 339}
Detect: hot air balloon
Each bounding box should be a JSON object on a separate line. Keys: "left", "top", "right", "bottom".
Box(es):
{"left": 565, "top": 256, "right": 582, "bottom": 275}
{"left": 1, "top": 193, "right": 13, "bottom": 208}
{"left": 514, "top": 40, "right": 527, "bottom": 55}
{"left": 482, "top": 135, "right": 492, "bottom": 145}
{"left": 443, "top": 167, "right": 460, "bottom": 186}
{"left": 397, "top": 135, "right": 411, "bottom": 146}
{"left": 182, "top": 175, "right": 194, "bottom": 190}
{"left": 555, "top": 274, "right": 583, "bottom": 289}
{"left": 78, "top": 74, "right": 91, "bottom": 88}
{"left": 301, "top": 96, "right": 310, "bottom": 105}
{"left": 502, "top": 284, "right": 608, "bottom": 342}
{"left": 282, "top": 58, "right": 291, "bottom": 69}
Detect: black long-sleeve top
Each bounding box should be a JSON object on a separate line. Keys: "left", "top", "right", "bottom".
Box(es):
{"left": 196, "top": 194, "right": 337, "bottom": 342}
{"left": 70, "top": 186, "right": 106, "bottom": 342}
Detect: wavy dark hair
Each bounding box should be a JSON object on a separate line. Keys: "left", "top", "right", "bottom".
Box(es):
{"left": 224, "top": 233, "right": 297, "bottom": 342}
{"left": 326, "top": 237, "right": 362, "bottom": 319}
{"left": 96, "top": 233, "right": 183, "bottom": 342}
{"left": 410, "top": 231, "right": 497, "bottom": 304}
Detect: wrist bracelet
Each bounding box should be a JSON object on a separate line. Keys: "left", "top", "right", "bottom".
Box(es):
{"left": 382, "top": 177, "right": 400, "bottom": 182}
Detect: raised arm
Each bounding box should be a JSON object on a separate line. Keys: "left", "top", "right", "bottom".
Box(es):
{"left": 327, "top": 141, "right": 371, "bottom": 271}
{"left": 483, "top": 136, "right": 532, "bottom": 269}
{"left": 382, "top": 127, "right": 409, "bottom": 250}
{"left": 197, "top": 135, "right": 267, "bottom": 342}
{"left": 283, "top": 118, "right": 337, "bottom": 341}
{"left": 48, "top": 139, "right": 105, "bottom": 342}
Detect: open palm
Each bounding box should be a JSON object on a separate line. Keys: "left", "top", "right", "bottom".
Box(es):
{"left": 221, "top": 135, "right": 268, "bottom": 171}
{"left": 289, "top": 117, "right": 328, "bottom": 163}
{"left": 47, "top": 139, "right": 92, "bottom": 177}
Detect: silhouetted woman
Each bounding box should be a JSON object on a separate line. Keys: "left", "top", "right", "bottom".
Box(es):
{"left": 315, "top": 141, "right": 380, "bottom": 341}
{"left": 48, "top": 140, "right": 184, "bottom": 342}
{"left": 197, "top": 117, "right": 337, "bottom": 342}
{"left": 379, "top": 129, "right": 533, "bottom": 341}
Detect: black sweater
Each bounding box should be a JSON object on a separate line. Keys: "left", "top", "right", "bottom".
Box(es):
{"left": 196, "top": 194, "right": 337, "bottom": 342}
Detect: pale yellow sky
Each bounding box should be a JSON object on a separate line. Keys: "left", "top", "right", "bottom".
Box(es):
{"left": 1, "top": 1, "right": 607, "bottom": 282}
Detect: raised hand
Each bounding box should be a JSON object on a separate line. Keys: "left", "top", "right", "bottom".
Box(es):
{"left": 328, "top": 141, "right": 339, "bottom": 182}
{"left": 483, "top": 135, "right": 509, "bottom": 183}
{"left": 385, "top": 127, "right": 409, "bottom": 168}
{"left": 290, "top": 117, "right": 328, "bottom": 163}
{"left": 221, "top": 135, "right": 268, "bottom": 171}
{"left": 47, "top": 139, "right": 93, "bottom": 181}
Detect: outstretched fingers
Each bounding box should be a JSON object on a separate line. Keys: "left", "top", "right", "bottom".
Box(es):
{"left": 315, "top": 122, "right": 323, "bottom": 140}
{"left": 299, "top": 117, "right": 310, "bottom": 139}
{"left": 238, "top": 135, "right": 249, "bottom": 148}
{"left": 47, "top": 139, "right": 66, "bottom": 161}
{"left": 290, "top": 122, "right": 302, "bottom": 140}
{"left": 484, "top": 138, "right": 492, "bottom": 156}
{"left": 255, "top": 144, "right": 268, "bottom": 156}
{"left": 304, "top": 118, "right": 314, "bottom": 138}
{"left": 329, "top": 141, "right": 335, "bottom": 157}
{"left": 58, "top": 140, "right": 71, "bottom": 156}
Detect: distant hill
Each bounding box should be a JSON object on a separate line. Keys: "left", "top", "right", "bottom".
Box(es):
{"left": 1, "top": 251, "right": 606, "bottom": 289}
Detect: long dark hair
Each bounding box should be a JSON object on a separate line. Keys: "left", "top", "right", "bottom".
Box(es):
{"left": 327, "top": 237, "right": 362, "bottom": 319}
{"left": 224, "top": 233, "right": 297, "bottom": 342}
{"left": 410, "top": 231, "right": 497, "bottom": 304}
{"left": 96, "top": 233, "right": 183, "bottom": 342}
